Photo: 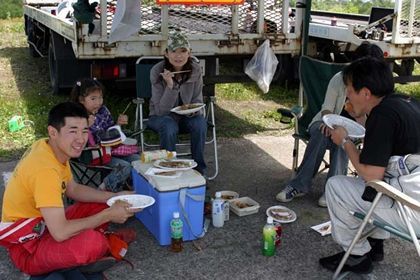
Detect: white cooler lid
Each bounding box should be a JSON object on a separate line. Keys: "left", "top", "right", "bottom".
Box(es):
{"left": 132, "top": 160, "right": 206, "bottom": 192}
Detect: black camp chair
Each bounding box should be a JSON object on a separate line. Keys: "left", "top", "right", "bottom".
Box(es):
{"left": 131, "top": 56, "right": 218, "bottom": 180}
{"left": 70, "top": 147, "right": 113, "bottom": 188}
{"left": 278, "top": 55, "right": 348, "bottom": 176}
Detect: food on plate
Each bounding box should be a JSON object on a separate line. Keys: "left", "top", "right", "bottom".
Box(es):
{"left": 344, "top": 101, "right": 353, "bottom": 113}
{"left": 158, "top": 160, "right": 192, "bottom": 168}
{"left": 269, "top": 208, "right": 293, "bottom": 221}
{"left": 235, "top": 201, "right": 253, "bottom": 209}
{"left": 179, "top": 104, "right": 202, "bottom": 110}
{"left": 221, "top": 195, "right": 235, "bottom": 200}
{"left": 319, "top": 224, "right": 331, "bottom": 233}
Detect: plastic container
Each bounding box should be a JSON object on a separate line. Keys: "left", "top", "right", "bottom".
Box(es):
{"left": 8, "top": 116, "right": 25, "bottom": 132}
{"left": 170, "top": 212, "right": 183, "bottom": 252}
{"left": 212, "top": 192, "right": 224, "bottom": 227}
{"left": 230, "top": 197, "right": 260, "bottom": 216}
{"left": 262, "top": 216, "right": 276, "bottom": 256}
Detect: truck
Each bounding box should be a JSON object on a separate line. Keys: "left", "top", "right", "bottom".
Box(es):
{"left": 23, "top": 0, "right": 303, "bottom": 95}
{"left": 307, "top": 0, "right": 420, "bottom": 83}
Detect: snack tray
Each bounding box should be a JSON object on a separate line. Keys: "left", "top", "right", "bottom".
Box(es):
{"left": 229, "top": 197, "right": 260, "bottom": 217}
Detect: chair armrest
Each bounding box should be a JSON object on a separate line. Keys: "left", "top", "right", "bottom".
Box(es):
{"left": 83, "top": 146, "right": 101, "bottom": 151}
{"left": 278, "top": 105, "right": 303, "bottom": 124}
{"left": 132, "top": 97, "right": 145, "bottom": 105}
{"left": 366, "top": 180, "right": 420, "bottom": 211}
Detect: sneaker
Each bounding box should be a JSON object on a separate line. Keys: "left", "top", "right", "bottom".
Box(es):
{"left": 319, "top": 251, "right": 373, "bottom": 274}
{"left": 318, "top": 193, "right": 327, "bottom": 208}
{"left": 276, "top": 185, "right": 304, "bottom": 202}
{"left": 367, "top": 237, "right": 384, "bottom": 262}
{"left": 78, "top": 256, "right": 117, "bottom": 274}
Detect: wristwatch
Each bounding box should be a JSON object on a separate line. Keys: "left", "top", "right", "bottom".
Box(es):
{"left": 341, "top": 136, "right": 351, "bottom": 147}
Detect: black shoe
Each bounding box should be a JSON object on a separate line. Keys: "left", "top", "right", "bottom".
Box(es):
{"left": 367, "top": 237, "right": 384, "bottom": 262}
{"left": 319, "top": 251, "right": 373, "bottom": 274}
{"left": 78, "top": 256, "right": 117, "bottom": 274}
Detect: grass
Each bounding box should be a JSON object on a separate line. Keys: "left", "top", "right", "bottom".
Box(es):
{"left": 1, "top": 17, "right": 420, "bottom": 160}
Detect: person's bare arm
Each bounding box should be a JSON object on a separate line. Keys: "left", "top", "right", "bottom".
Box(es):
{"left": 330, "top": 126, "right": 385, "bottom": 181}
{"left": 40, "top": 201, "right": 134, "bottom": 242}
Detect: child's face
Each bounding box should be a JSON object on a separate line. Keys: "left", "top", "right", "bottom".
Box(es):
{"left": 80, "top": 89, "right": 103, "bottom": 114}
{"left": 165, "top": 48, "right": 190, "bottom": 70}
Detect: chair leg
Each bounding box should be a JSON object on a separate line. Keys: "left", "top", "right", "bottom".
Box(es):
{"left": 397, "top": 201, "right": 420, "bottom": 257}
{"left": 332, "top": 193, "right": 383, "bottom": 279}
{"left": 292, "top": 137, "right": 300, "bottom": 174}
{"left": 206, "top": 98, "right": 218, "bottom": 180}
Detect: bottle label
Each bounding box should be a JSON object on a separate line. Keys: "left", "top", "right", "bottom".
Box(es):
{"left": 171, "top": 219, "right": 183, "bottom": 239}
{"left": 262, "top": 227, "right": 276, "bottom": 256}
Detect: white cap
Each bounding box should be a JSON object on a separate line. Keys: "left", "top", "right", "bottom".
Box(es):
{"left": 267, "top": 216, "right": 274, "bottom": 224}
{"left": 173, "top": 212, "right": 180, "bottom": 218}
{"left": 215, "top": 192, "right": 221, "bottom": 198}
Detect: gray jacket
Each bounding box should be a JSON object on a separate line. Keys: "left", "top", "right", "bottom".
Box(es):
{"left": 149, "top": 60, "right": 203, "bottom": 116}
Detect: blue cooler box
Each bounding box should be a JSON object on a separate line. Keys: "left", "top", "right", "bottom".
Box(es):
{"left": 131, "top": 161, "right": 206, "bottom": 246}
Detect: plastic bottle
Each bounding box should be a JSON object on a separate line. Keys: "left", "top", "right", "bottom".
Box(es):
{"left": 170, "top": 212, "right": 183, "bottom": 252}
{"left": 262, "top": 216, "right": 276, "bottom": 256}
{"left": 212, "top": 192, "right": 224, "bottom": 228}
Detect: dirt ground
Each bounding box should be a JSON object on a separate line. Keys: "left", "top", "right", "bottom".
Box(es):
{"left": 1, "top": 135, "right": 419, "bottom": 280}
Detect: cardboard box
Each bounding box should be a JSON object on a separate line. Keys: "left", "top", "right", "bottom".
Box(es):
{"left": 131, "top": 161, "right": 206, "bottom": 246}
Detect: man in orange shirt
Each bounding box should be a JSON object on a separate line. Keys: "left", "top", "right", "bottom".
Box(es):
{"left": 1, "top": 102, "right": 140, "bottom": 277}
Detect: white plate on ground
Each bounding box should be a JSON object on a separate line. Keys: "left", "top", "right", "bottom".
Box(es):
{"left": 107, "top": 194, "right": 155, "bottom": 210}
{"left": 322, "top": 114, "right": 365, "bottom": 138}
{"left": 266, "top": 206, "right": 297, "bottom": 223}
{"left": 154, "top": 159, "right": 197, "bottom": 171}
{"left": 170, "top": 103, "right": 205, "bottom": 115}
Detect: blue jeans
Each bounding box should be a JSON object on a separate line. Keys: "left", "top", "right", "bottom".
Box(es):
{"left": 287, "top": 121, "right": 348, "bottom": 193}
{"left": 103, "top": 154, "right": 139, "bottom": 192}
{"left": 147, "top": 114, "right": 207, "bottom": 174}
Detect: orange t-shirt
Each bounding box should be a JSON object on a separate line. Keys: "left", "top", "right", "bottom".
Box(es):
{"left": 1, "top": 139, "right": 72, "bottom": 222}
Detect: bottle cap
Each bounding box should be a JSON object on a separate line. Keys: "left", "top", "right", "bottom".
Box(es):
{"left": 215, "top": 192, "right": 221, "bottom": 198}
{"left": 267, "top": 216, "right": 274, "bottom": 224}
{"left": 173, "top": 212, "right": 180, "bottom": 218}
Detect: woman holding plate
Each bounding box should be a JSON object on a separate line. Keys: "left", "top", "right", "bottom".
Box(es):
{"left": 147, "top": 32, "right": 207, "bottom": 175}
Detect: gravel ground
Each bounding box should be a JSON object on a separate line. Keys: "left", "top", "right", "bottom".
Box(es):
{"left": 0, "top": 135, "right": 419, "bottom": 280}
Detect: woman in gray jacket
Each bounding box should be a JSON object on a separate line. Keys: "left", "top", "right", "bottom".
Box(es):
{"left": 147, "top": 32, "right": 207, "bottom": 175}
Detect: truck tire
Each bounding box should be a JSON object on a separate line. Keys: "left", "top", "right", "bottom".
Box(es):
{"left": 48, "top": 38, "right": 60, "bottom": 95}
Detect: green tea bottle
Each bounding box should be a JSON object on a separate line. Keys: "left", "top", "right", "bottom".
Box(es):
{"left": 262, "top": 216, "right": 276, "bottom": 256}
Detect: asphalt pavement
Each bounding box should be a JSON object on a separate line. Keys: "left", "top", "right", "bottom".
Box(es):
{"left": 0, "top": 135, "right": 418, "bottom": 280}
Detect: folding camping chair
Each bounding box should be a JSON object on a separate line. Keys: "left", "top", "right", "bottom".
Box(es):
{"left": 70, "top": 146, "right": 113, "bottom": 188}
{"left": 333, "top": 179, "right": 420, "bottom": 279}
{"left": 278, "top": 55, "right": 348, "bottom": 175}
{"left": 132, "top": 56, "right": 218, "bottom": 180}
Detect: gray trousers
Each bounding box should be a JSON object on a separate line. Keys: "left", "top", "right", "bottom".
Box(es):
{"left": 326, "top": 175, "right": 420, "bottom": 255}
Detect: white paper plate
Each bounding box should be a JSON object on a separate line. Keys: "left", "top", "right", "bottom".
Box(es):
{"left": 170, "top": 103, "right": 205, "bottom": 115}
{"left": 322, "top": 114, "right": 365, "bottom": 138}
{"left": 266, "top": 205, "right": 297, "bottom": 223}
{"left": 154, "top": 159, "right": 197, "bottom": 171}
{"left": 107, "top": 194, "right": 155, "bottom": 210}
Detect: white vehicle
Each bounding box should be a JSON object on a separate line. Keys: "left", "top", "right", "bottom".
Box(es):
{"left": 23, "top": 0, "right": 303, "bottom": 94}
{"left": 308, "top": 0, "right": 420, "bottom": 82}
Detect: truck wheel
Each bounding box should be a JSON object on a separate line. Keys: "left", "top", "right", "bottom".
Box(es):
{"left": 48, "top": 39, "right": 60, "bottom": 95}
